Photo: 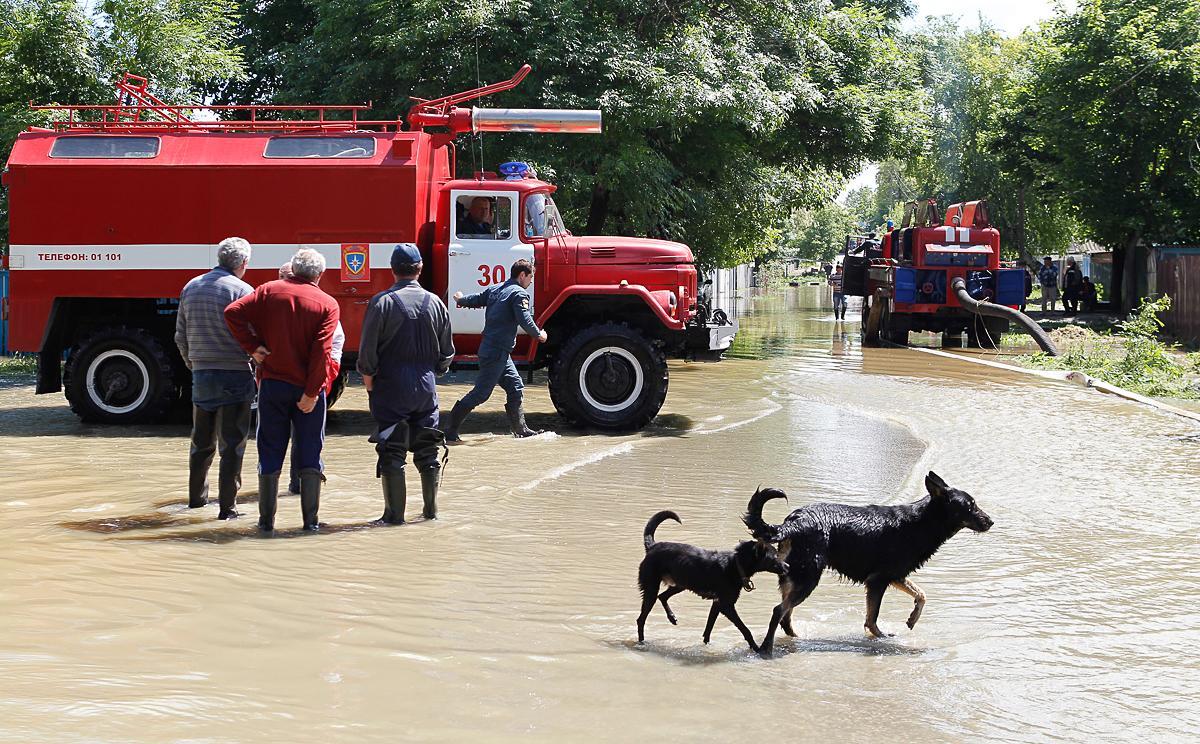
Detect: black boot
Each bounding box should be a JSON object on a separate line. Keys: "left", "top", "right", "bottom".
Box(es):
{"left": 379, "top": 471, "right": 407, "bottom": 525}
{"left": 258, "top": 472, "right": 279, "bottom": 532}
{"left": 188, "top": 405, "right": 217, "bottom": 508}
{"left": 299, "top": 468, "right": 323, "bottom": 532}
{"left": 505, "top": 403, "right": 542, "bottom": 438}
{"left": 420, "top": 468, "right": 440, "bottom": 520}
{"left": 443, "top": 400, "right": 471, "bottom": 443}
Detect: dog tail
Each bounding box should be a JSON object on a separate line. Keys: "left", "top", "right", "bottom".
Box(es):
{"left": 743, "top": 486, "right": 787, "bottom": 541}
{"left": 644, "top": 510, "right": 681, "bottom": 550}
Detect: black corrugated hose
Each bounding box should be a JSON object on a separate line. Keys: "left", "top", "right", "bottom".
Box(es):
{"left": 950, "top": 276, "right": 1060, "bottom": 356}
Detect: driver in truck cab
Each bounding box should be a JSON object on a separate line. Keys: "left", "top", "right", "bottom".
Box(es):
{"left": 460, "top": 196, "right": 495, "bottom": 236}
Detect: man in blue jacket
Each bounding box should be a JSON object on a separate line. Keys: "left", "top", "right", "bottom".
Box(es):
{"left": 444, "top": 258, "right": 548, "bottom": 441}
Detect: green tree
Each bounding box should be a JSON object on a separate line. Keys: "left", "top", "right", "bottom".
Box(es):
{"left": 784, "top": 201, "right": 857, "bottom": 261}
{"left": 0, "top": 0, "right": 244, "bottom": 250}
{"left": 1020, "top": 0, "right": 1200, "bottom": 308}
{"left": 219, "top": 0, "right": 922, "bottom": 267}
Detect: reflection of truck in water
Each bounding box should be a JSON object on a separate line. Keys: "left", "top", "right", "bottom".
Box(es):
{"left": 842, "top": 199, "right": 1025, "bottom": 346}
{"left": 3, "top": 67, "right": 736, "bottom": 429}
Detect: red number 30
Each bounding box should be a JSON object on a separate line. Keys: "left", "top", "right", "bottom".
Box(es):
{"left": 477, "top": 264, "right": 506, "bottom": 286}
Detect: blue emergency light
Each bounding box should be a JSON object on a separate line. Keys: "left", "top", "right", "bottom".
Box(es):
{"left": 499, "top": 161, "right": 530, "bottom": 180}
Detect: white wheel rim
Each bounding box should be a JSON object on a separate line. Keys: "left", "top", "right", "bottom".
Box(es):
{"left": 578, "top": 346, "right": 644, "bottom": 413}
{"left": 85, "top": 350, "right": 150, "bottom": 415}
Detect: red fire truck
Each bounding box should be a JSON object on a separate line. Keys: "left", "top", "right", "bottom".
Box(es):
{"left": 3, "top": 68, "right": 736, "bottom": 427}
{"left": 843, "top": 198, "right": 1024, "bottom": 346}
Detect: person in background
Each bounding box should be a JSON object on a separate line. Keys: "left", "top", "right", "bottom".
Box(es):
{"left": 829, "top": 263, "right": 847, "bottom": 320}
{"left": 357, "top": 244, "right": 455, "bottom": 523}
{"left": 1061, "top": 257, "right": 1083, "bottom": 315}
{"left": 175, "top": 237, "right": 256, "bottom": 519}
{"left": 225, "top": 248, "right": 339, "bottom": 532}
{"left": 1021, "top": 265, "right": 1034, "bottom": 313}
{"left": 1080, "top": 276, "right": 1098, "bottom": 313}
{"left": 1038, "top": 256, "right": 1060, "bottom": 312}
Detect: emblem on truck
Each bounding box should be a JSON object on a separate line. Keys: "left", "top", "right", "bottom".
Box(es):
{"left": 341, "top": 244, "right": 369, "bottom": 282}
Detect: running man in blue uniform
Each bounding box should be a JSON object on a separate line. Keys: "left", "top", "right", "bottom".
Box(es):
{"left": 444, "top": 259, "right": 548, "bottom": 441}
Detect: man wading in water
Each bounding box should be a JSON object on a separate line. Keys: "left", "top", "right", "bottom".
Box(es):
{"left": 357, "top": 244, "right": 455, "bottom": 523}
{"left": 443, "top": 258, "right": 548, "bottom": 442}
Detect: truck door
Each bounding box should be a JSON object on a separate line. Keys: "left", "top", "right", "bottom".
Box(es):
{"left": 447, "top": 190, "right": 530, "bottom": 335}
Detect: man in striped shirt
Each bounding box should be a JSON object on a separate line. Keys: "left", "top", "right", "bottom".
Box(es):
{"left": 175, "top": 237, "right": 256, "bottom": 518}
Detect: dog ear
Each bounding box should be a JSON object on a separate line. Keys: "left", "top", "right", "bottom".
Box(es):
{"left": 926, "top": 471, "right": 948, "bottom": 498}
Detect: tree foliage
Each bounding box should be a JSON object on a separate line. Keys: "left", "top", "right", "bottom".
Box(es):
{"left": 212, "top": 0, "right": 921, "bottom": 267}
{"left": 0, "top": 0, "right": 244, "bottom": 250}
{"left": 784, "top": 201, "right": 857, "bottom": 261}
{"left": 1020, "top": 0, "right": 1200, "bottom": 253}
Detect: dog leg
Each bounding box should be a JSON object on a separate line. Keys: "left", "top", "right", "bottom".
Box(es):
{"left": 864, "top": 577, "right": 892, "bottom": 638}
{"left": 780, "top": 608, "right": 797, "bottom": 637}
{"left": 719, "top": 602, "right": 760, "bottom": 653}
{"left": 702, "top": 602, "right": 720, "bottom": 644}
{"left": 891, "top": 579, "right": 927, "bottom": 629}
{"left": 761, "top": 571, "right": 821, "bottom": 656}
{"left": 658, "top": 586, "right": 685, "bottom": 625}
{"left": 637, "top": 585, "right": 659, "bottom": 643}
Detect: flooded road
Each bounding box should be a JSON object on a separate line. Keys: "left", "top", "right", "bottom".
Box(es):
{"left": 2, "top": 285, "right": 1198, "bottom": 742}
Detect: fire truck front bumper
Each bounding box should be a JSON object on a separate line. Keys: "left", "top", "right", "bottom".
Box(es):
{"left": 684, "top": 317, "right": 738, "bottom": 361}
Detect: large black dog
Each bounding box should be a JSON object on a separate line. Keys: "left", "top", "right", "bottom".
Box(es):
{"left": 637, "top": 505, "right": 788, "bottom": 652}
{"left": 744, "top": 472, "right": 993, "bottom": 656}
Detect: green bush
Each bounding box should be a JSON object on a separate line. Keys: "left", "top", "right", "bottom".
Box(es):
{"left": 1020, "top": 296, "right": 1199, "bottom": 399}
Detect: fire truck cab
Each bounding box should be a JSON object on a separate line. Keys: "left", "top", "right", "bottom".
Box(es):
{"left": 2, "top": 69, "right": 737, "bottom": 428}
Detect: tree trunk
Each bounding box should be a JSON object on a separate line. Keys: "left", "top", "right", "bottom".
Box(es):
{"left": 586, "top": 183, "right": 610, "bottom": 236}
{"left": 1112, "top": 231, "right": 1141, "bottom": 313}
{"left": 1016, "top": 185, "right": 1029, "bottom": 265}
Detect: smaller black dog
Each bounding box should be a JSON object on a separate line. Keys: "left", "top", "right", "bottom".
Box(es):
{"left": 637, "top": 498, "right": 789, "bottom": 652}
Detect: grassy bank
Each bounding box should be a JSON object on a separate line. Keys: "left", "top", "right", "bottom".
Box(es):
{"left": 1010, "top": 297, "right": 1200, "bottom": 400}
{"left": 0, "top": 354, "right": 37, "bottom": 382}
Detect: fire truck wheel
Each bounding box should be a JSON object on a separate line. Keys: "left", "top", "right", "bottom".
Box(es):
{"left": 967, "top": 316, "right": 1007, "bottom": 349}
{"left": 861, "top": 298, "right": 881, "bottom": 346}
{"left": 549, "top": 322, "right": 668, "bottom": 430}
{"left": 64, "top": 326, "right": 180, "bottom": 424}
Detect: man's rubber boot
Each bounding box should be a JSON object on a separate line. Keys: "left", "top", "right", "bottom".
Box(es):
{"left": 379, "top": 472, "right": 407, "bottom": 525}
{"left": 420, "top": 468, "right": 439, "bottom": 520}
{"left": 258, "top": 473, "right": 280, "bottom": 532}
{"left": 299, "top": 468, "right": 323, "bottom": 532}
{"left": 505, "top": 403, "right": 542, "bottom": 438}
{"left": 217, "top": 467, "right": 240, "bottom": 520}
{"left": 188, "top": 405, "right": 217, "bottom": 508}
{"left": 444, "top": 400, "right": 471, "bottom": 443}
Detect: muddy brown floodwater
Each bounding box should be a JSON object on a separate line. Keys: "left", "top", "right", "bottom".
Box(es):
{"left": 1, "top": 286, "right": 1198, "bottom": 742}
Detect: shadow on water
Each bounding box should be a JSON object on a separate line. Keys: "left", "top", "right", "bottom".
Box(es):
{"left": 603, "top": 635, "right": 925, "bottom": 664}
{"left": 0, "top": 406, "right": 190, "bottom": 438}
{"left": 117, "top": 517, "right": 435, "bottom": 544}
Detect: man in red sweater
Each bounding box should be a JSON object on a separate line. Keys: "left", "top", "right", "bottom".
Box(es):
{"left": 225, "top": 248, "right": 340, "bottom": 532}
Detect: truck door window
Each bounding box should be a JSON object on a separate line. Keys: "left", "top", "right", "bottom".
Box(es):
{"left": 456, "top": 195, "right": 512, "bottom": 239}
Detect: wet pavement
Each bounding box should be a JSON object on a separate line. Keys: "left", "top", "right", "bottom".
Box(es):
{"left": 0, "top": 286, "right": 1197, "bottom": 741}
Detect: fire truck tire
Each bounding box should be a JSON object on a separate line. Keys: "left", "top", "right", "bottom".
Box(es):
{"left": 549, "top": 323, "right": 668, "bottom": 430}
{"left": 861, "top": 298, "right": 881, "bottom": 346}
{"left": 882, "top": 312, "right": 912, "bottom": 345}
{"left": 64, "top": 326, "right": 180, "bottom": 424}
{"left": 967, "top": 316, "right": 1008, "bottom": 349}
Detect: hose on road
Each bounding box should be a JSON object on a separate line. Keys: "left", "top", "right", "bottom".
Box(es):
{"left": 950, "top": 276, "right": 1059, "bottom": 356}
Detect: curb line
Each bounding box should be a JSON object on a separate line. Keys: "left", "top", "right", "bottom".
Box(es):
{"left": 905, "top": 346, "right": 1200, "bottom": 425}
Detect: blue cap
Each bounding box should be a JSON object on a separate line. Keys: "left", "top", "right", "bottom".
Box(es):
{"left": 499, "top": 161, "right": 530, "bottom": 180}
{"left": 390, "top": 243, "right": 422, "bottom": 271}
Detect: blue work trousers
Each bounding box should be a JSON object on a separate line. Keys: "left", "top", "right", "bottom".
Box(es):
{"left": 459, "top": 354, "right": 524, "bottom": 411}
{"left": 256, "top": 379, "right": 326, "bottom": 476}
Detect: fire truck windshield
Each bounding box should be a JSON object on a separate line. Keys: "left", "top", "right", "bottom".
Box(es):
{"left": 523, "top": 193, "right": 567, "bottom": 239}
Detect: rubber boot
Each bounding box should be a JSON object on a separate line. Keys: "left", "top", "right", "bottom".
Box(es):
{"left": 379, "top": 471, "right": 407, "bottom": 525}
{"left": 443, "top": 400, "right": 471, "bottom": 443}
{"left": 258, "top": 472, "right": 279, "bottom": 532}
{"left": 299, "top": 468, "right": 322, "bottom": 532}
{"left": 505, "top": 403, "right": 542, "bottom": 438}
{"left": 217, "top": 467, "right": 240, "bottom": 520}
{"left": 420, "top": 468, "right": 440, "bottom": 520}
